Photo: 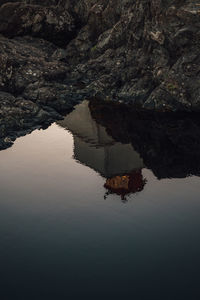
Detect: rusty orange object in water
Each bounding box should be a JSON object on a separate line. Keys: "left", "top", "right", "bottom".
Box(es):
{"left": 104, "top": 169, "right": 146, "bottom": 201}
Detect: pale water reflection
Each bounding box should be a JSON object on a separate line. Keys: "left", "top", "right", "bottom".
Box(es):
{"left": 58, "top": 100, "right": 146, "bottom": 200}
{"left": 59, "top": 101, "right": 144, "bottom": 177}
{"left": 0, "top": 101, "right": 200, "bottom": 299}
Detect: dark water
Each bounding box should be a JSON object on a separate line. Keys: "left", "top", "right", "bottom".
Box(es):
{"left": 0, "top": 101, "right": 200, "bottom": 299}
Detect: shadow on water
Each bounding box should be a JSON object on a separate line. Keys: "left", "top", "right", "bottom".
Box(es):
{"left": 1, "top": 99, "right": 200, "bottom": 299}
{"left": 57, "top": 99, "right": 200, "bottom": 200}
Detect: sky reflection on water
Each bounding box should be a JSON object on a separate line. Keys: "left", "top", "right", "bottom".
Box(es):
{"left": 0, "top": 101, "right": 200, "bottom": 299}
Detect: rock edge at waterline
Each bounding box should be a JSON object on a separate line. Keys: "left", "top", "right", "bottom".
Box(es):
{"left": 0, "top": 0, "right": 200, "bottom": 146}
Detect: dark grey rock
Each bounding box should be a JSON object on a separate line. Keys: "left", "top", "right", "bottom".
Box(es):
{"left": 0, "top": 0, "right": 200, "bottom": 147}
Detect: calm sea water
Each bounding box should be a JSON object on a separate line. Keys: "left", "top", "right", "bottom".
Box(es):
{"left": 0, "top": 101, "right": 200, "bottom": 299}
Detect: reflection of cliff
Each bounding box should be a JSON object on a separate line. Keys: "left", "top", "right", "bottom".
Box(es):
{"left": 58, "top": 100, "right": 144, "bottom": 179}
{"left": 89, "top": 100, "right": 200, "bottom": 179}
{"left": 73, "top": 135, "right": 144, "bottom": 178}
{"left": 58, "top": 100, "right": 114, "bottom": 148}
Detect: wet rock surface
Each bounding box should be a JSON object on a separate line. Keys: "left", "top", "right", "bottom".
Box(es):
{"left": 0, "top": 0, "right": 200, "bottom": 148}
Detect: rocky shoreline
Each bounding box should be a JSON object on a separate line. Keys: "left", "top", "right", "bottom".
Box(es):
{"left": 0, "top": 0, "right": 200, "bottom": 149}
{"left": 0, "top": 34, "right": 81, "bottom": 149}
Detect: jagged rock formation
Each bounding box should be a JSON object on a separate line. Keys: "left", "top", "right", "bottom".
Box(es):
{"left": 0, "top": 35, "right": 78, "bottom": 148}
{"left": 0, "top": 0, "right": 200, "bottom": 146}
{"left": 64, "top": 0, "right": 200, "bottom": 112}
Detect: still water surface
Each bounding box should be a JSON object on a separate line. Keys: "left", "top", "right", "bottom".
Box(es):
{"left": 0, "top": 101, "right": 200, "bottom": 299}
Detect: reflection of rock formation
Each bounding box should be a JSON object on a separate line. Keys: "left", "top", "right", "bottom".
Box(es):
{"left": 58, "top": 101, "right": 146, "bottom": 198}
{"left": 73, "top": 135, "right": 144, "bottom": 178}
{"left": 58, "top": 100, "right": 114, "bottom": 148}
{"left": 89, "top": 100, "right": 200, "bottom": 179}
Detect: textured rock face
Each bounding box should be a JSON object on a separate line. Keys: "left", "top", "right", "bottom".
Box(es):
{"left": 0, "top": 2, "right": 76, "bottom": 45}
{"left": 0, "top": 34, "right": 80, "bottom": 148}
{"left": 64, "top": 0, "right": 200, "bottom": 112}
{"left": 0, "top": 0, "right": 200, "bottom": 146}
{"left": 0, "top": 0, "right": 199, "bottom": 111}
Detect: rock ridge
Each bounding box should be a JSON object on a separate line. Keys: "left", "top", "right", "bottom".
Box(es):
{"left": 0, "top": 0, "right": 200, "bottom": 147}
